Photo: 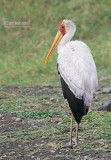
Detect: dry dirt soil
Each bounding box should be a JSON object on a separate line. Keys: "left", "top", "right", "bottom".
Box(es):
{"left": 0, "top": 81, "right": 111, "bottom": 160}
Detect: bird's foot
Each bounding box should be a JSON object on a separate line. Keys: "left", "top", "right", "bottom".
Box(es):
{"left": 74, "top": 140, "right": 78, "bottom": 147}
{"left": 58, "top": 142, "right": 77, "bottom": 150}
{"left": 73, "top": 143, "right": 78, "bottom": 148}
{"left": 58, "top": 144, "right": 73, "bottom": 149}
{"left": 62, "top": 144, "right": 73, "bottom": 149}
{"left": 68, "top": 141, "right": 78, "bottom": 148}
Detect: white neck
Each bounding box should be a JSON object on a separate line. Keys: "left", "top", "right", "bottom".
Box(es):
{"left": 57, "top": 22, "right": 76, "bottom": 52}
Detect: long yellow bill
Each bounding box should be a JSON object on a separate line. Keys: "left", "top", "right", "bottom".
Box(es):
{"left": 44, "top": 30, "right": 63, "bottom": 66}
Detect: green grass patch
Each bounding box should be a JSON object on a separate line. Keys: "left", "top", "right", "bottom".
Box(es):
{"left": 17, "top": 110, "right": 65, "bottom": 119}
{"left": 0, "top": 0, "right": 111, "bottom": 86}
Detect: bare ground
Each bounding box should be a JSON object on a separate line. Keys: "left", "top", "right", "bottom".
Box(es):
{"left": 0, "top": 80, "right": 111, "bottom": 160}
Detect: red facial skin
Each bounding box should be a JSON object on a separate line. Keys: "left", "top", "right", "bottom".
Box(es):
{"left": 59, "top": 23, "right": 66, "bottom": 36}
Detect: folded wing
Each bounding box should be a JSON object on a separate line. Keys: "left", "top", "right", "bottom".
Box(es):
{"left": 57, "top": 41, "right": 98, "bottom": 107}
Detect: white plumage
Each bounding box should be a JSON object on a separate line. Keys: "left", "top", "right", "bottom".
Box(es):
{"left": 57, "top": 20, "right": 98, "bottom": 107}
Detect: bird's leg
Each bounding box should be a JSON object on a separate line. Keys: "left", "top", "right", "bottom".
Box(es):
{"left": 58, "top": 111, "right": 73, "bottom": 149}
{"left": 57, "top": 112, "right": 78, "bottom": 150}
{"left": 69, "top": 111, "right": 73, "bottom": 148}
{"left": 74, "top": 122, "right": 79, "bottom": 147}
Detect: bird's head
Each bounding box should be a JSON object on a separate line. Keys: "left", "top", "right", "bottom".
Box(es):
{"left": 44, "top": 20, "right": 76, "bottom": 66}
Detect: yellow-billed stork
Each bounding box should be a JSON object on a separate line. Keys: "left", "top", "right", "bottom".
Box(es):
{"left": 44, "top": 20, "right": 98, "bottom": 148}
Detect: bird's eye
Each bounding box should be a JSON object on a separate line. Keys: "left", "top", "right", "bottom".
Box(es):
{"left": 62, "top": 26, "right": 64, "bottom": 28}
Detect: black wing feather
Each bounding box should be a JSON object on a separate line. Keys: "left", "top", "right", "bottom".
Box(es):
{"left": 57, "top": 64, "right": 67, "bottom": 99}
{"left": 59, "top": 72, "right": 89, "bottom": 124}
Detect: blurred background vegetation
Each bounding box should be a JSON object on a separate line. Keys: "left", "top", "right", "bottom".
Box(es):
{"left": 0, "top": 0, "right": 111, "bottom": 86}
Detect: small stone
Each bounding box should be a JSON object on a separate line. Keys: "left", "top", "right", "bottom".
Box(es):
{"left": 31, "top": 156, "right": 34, "bottom": 158}
{"left": 99, "top": 141, "right": 104, "bottom": 144}
{"left": 99, "top": 147, "right": 104, "bottom": 150}
{"left": 15, "top": 117, "right": 21, "bottom": 122}
{"left": 32, "top": 125, "right": 39, "bottom": 129}
{"left": 57, "top": 121, "right": 62, "bottom": 124}
{"left": 18, "top": 145, "right": 21, "bottom": 147}
{"left": 37, "top": 119, "right": 42, "bottom": 122}
{"left": 16, "top": 106, "right": 23, "bottom": 108}
{"left": 99, "top": 139, "right": 107, "bottom": 144}
{"left": 84, "top": 156, "right": 89, "bottom": 160}
{"left": 43, "top": 158, "right": 49, "bottom": 160}
{"left": 0, "top": 136, "right": 5, "bottom": 138}
{"left": 98, "top": 101, "right": 111, "bottom": 111}
{"left": 50, "top": 97, "right": 54, "bottom": 101}
{"left": 0, "top": 114, "right": 2, "bottom": 118}
{"left": 93, "top": 149, "right": 99, "bottom": 151}
{"left": 102, "top": 87, "right": 111, "bottom": 93}
{"left": 50, "top": 150, "right": 55, "bottom": 153}
{"left": 94, "top": 96, "right": 98, "bottom": 101}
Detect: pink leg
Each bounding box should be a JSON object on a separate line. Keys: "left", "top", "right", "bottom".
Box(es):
{"left": 58, "top": 112, "right": 78, "bottom": 149}
{"left": 59, "top": 112, "right": 73, "bottom": 149}
{"left": 69, "top": 111, "right": 73, "bottom": 147}
{"left": 74, "top": 122, "right": 79, "bottom": 147}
